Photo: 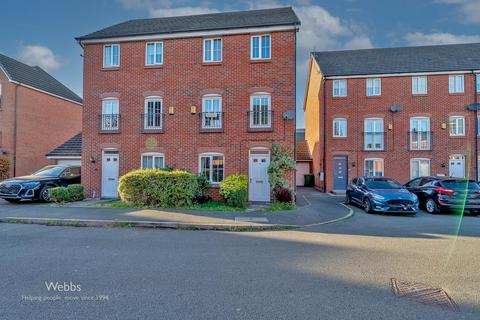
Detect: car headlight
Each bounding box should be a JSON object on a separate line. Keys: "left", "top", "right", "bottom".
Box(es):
{"left": 372, "top": 193, "right": 385, "bottom": 201}
{"left": 21, "top": 182, "right": 41, "bottom": 189}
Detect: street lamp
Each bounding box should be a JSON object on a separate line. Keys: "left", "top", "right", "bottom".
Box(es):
{"left": 467, "top": 103, "right": 480, "bottom": 181}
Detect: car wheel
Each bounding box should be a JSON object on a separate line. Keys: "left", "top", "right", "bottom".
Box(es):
{"left": 5, "top": 199, "right": 21, "bottom": 203}
{"left": 39, "top": 186, "right": 52, "bottom": 203}
{"left": 425, "top": 198, "right": 439, "bottom": 214}
{"left": 363, "top": 198, "right": 373, "bottom": 213}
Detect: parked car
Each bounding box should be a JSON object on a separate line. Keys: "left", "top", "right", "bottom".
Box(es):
{"left": 405, "top": 177, "right": 480, "bottom": 215}
{"left": 346, "top": 176, "right": 419, "bottom": 214}
{"left": 0, "top": 165, "right": 81, "bottom": 203}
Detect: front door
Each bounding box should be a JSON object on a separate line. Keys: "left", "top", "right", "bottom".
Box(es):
{"left": 449, "top": 155, "right": 465, "bottom": 178}
{"left": 102, "top": 150, "right": 119, "bottom": 198}
{"left": 249, "top": 152, "right": 270, "bottom": 202}
{"left": 333, "top": 156, "right": 348, "bottom": 191}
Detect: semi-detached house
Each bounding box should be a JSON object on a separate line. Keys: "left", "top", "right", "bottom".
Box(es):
{"left": 305, "top": 43, "right": 480, "bottom": 192}
{"left": 76, "top": 7, "right": 300, "bottom": 200}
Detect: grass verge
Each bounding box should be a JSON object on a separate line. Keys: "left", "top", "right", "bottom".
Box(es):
{"left": 90, "top": 200, "right": 245, "bottom": 212}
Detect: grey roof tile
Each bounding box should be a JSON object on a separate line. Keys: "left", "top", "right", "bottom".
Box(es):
{"left": 313, "top": 43, "right": 480, "bottom": 77}
{"left": 0, "top": 53, "right": 82, "bottom": 104}
{"left": 46, "top": 133, "right": 82, "bottom": 157}
{"left": 76, "top": 7, "right": 300, "bottom": 41}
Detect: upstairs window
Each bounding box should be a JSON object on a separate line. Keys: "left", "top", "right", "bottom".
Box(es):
{"left": 449, "top": 75, "right": 464, "bottom": 93}
{"left": 145, "top": 42, "right": 163, "bottom": 65}
{"left": 333, "top": 118, "right": 347, "bottom": 137}
{"left": 412, "top": 76, "right": 428, "bottom": 95}
{"left": 366, "top": 78, "right": 381, "bottom": 96}
{"left": 364, "top": 118, "right": 384, "bottom": 150}
{"left": 204, "top": 39, "right": 222, "bottom": 62}
{"left": 202, "top": 95, "right": 222, "bottom": 129}
{"left": 103, "top": 44, "right": 120, "bottom": 68}
{"left": 101, "top": 98, "right": 119, "bottom": 131}
{"left": 333, "top": 80, "right": 347, "bottom": 97}
{"left": 449, "top": 116, "right": 465, "bottom": 136}
{"left": 477, "top": 74, "right": 480, "bottom": 92}
{"left": 251, "top": 35, "right": 271, "bottom": 60}
{"left": 250, "top": 94, "right": 272, "bottom": 128}
{"left": 142, "top": 153, "right": 165, "bottom": 170}
{"left": 144, "top": 97, "right": 163, "bottom": 130}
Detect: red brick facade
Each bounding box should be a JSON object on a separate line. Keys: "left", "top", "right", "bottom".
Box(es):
{"left": 0, "top": 70, "right": 82, "bottom": 177}
{"left": 81, "top": 31, "right": 296, "bottom": 199}
{"left": 305, "top": 58, "right": 480, "bottom": 192}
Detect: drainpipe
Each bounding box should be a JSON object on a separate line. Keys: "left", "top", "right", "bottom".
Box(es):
{"left": 293, "top": 25, "right": 298, "bottom": 191}
{"left": 474, "top": 71, "right": 479, "bottom": 181}
{"left": 322, "top": 79, "right": 327, "bottom": 192}
{"left": 13, "top": 84, "right": 19, "bottom": 177}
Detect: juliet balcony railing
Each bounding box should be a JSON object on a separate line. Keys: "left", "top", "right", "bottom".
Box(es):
{"left": 248, "top": 110, "right": 273, "bottom": 131}
{"left": 200, "top": 112, "right": 224, "bottom": 132}
{"left": 141, "top": 113, "right": 164, "bottom": 133}
{"left": 363, "top": 132, "right": 385, "bottom": 151}
{"left": 99, "top": 114, "right": 120, "bottom": 133}
{"left": 408, "top": 131, "right": 433, "bottom": 151}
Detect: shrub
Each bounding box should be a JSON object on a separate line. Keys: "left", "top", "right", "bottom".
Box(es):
{"left": 118, "top": 169, "right": 198, "bottom": 207}
{"left": 220, "top": 174, "right": 248, "bottom": 208}
{"left": 275, "top": 187, "right": 293, "bottom": 203}
{"left": 49, "top": 187, "right": 70, "bottom": 203}
{"left": 194, "top": 174, "right": 212, "bottom": 203}
{"left": 0, "top": 157, "right": 10, "bottom": 181}
{"left": 268, "top": 144, "right": 295, "bottom": 191}
{"left": 67, "top": 184, "right": 85, "bottom": 202}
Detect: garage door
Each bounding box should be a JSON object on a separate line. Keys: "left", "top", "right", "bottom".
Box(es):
{"left": 57, "top": 159, "right": 81, "bottom": 166}
{"left": 296, "top": 162, "right": 311, "bottom": 186}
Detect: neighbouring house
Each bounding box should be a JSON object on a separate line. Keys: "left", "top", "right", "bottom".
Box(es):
{"left": 295, "top": 129, "right": 312, "bottom": 186}
{"left": 76, "top": 7, "right": 300, "bottom": 200}
{"left": 0, "top": 53, "right": 82, "bottom": 178}
{"left": 46, "top": 133, "right": 82, "bottom": 166}
{"left": 304, "top": 43, "right": 480, "bottom": 192}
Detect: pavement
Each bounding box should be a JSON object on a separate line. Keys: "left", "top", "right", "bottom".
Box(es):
{"left": 0, "top": 188, "right": 352, "bottom": 230}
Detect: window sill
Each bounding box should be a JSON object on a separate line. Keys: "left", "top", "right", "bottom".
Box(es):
{"left": 99, "top": 130, "right": 121, "bottom": 134}
{"left": 449, "top": 135, "right": 466, "bottom": 138}
{"left": 363, "top": 149, "right": 386, "bottom": 152}
{"left": 248, "top": 126, "right": 273, "bottom": 132}
{"left": 144, "top": 65, "right": 164, "bottom": 69}
{"left": 449, "top": 92, "right": 465, "bottom": 96}
{"left": 412, "top": 94, "right": 428, "bottom": 97}
{"left": 102, "top": 67, "right": 120, "bottom": 71}
{"left": 250, "top": 59, "right": 271, "bottom": 64}
{"left": 199, "top": 128, "right": 224, "bottom": 133}
{"left": 141, "top": 128, "right": 164, "bottom": 134}
{"left": 202, "top": 62, "right": 222, "bottom": 66}
{"left": 332, "top": 96, "right": 348, "bottom": 100}
{"left": 332, "top": 136, "right": 348, "bottom": 139}
{"left": 366, "top": 95, "right": 382, "bottom": 99}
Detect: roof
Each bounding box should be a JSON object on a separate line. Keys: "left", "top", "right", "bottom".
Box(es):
{"left": 46, "top": 133, "right": 82, "bottom": 157}
{"left": 0, "top": 53, "right": 82, "bottom": 104}
{"left": 296, "top": 140, "right": 312, "bottom": 162}
{"left": 76, "top": 7, "right": 300, "bottom": 41}
{"left": 312, "top": 43, "right": 480, "bottom": 77}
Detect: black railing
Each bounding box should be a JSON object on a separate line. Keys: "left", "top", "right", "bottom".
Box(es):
{"left": 99, "top": 114, "right": 120, "bottom": 133}
{"left": 142, "top": 113, "right": 164, "bottom": 132}
{"left": 363, "top": 132, "right": 385, "bottom": 151}
{"left": 200, "top": 112, "right": 223, "bottom": 131}
{"left": 248, "top": 110, "right": 273, "bottom": 130}
{"left": 408, "top": 131, "right": 433, "bottom": 151}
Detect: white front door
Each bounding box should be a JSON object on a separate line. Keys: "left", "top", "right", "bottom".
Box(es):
{"left": 102, "top": 151, "right": 119, "bottom": 198}
{"left": 249, "top": 153, "right": 270, "bottom": 202}
{"left": 449, "top": 155, "right": 465, "bottom": 178}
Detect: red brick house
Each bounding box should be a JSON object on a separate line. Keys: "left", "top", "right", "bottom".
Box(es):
{"left": 304, "top": 43, "right": 480, "bottom": 192}
{"left": 76, "top": 7, "right": 300, "bottom": 200}
{"left": 0, "top": 53, "right": 82, "bottom": 177}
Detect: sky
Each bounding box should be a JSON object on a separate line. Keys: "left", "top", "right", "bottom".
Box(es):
{"left": 1, "top": 0, "right": 479, "bottom": 128}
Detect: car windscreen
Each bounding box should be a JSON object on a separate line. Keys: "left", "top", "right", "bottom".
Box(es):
{"left": 365, "top": 179, "right": 402, "bottom": 189}
{"left": 440, "top": 180, "right": 480, "bottom": 190}
{"left": 33, "top": 166, "right": 65, "bottom": 177}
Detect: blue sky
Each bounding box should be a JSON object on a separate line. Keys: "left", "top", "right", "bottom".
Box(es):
{"left": 1, "top": 0, "right": 479, "bottom": 128}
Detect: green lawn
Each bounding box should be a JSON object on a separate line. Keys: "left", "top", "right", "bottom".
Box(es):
{"left": 91, "top": 200, "right": 245, "bottom": 212}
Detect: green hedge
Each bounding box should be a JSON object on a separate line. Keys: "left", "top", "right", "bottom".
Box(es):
{"left": 0, "top": 157, "right": 10, "bottom": 181}
{"left": 118, "top": 169, "right": 198, "bottom": 207}
{"left": 219, "top": 174, "right": 248, "bottom": 208}
{"left": 48, "top": 184, "right": 84, "bottom": 203}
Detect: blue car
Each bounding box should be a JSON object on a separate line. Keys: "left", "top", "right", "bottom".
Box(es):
{"left": 346, "top": 176, "right": 419, "bottom": 214}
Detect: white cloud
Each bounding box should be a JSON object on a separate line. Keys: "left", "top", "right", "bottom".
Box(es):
{"left": 17, "top": 45, "right": 63, "bottom": 71}
{"left": 403, "top": 32, "right": 480, "bottom": 46}
{"left": 436, "top": 0, "right": 480, "bottom": 24}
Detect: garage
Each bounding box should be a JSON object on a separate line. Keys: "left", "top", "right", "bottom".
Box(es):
{"left": 46, "top": 133, "right": 82, "bottom": 166}
{"left": 295, "top": 139, "right": 313, "bottom": 186}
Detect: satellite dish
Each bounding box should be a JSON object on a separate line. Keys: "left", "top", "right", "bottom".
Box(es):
{"left": 390, "top": 104, "right": 402, "bottom": 113}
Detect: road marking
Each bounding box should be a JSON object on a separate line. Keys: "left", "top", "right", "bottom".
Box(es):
{"left": 303, "top": 203, "right": 355, "bottom": 227}
{"left": 235, "top": 217, "right": 269, "bottom": 222}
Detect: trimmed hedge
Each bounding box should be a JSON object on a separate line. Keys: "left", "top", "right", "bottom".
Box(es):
{"left": 118, "top": 169, "right": 198, "bottom": 207}
{"left": 49, "top": 184, "right": 85, "bottom": 203}
{"left": 220, "top": 174, "right": 248, "bottom": 208}
{"left": 68, "top": 184, "right": 85, "bottom": 202}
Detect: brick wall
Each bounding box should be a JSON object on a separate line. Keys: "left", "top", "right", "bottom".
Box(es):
{"left": 81, "top": 31, "right": 296, "bottom": 198}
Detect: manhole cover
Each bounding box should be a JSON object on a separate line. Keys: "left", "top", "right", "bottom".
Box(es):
{"left": 391, "top": 279, "right": 458, "bottom": 312}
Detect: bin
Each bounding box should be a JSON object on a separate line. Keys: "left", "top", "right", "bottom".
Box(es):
{"left": 303, "top": 174, "right": 314, "bottom": 187}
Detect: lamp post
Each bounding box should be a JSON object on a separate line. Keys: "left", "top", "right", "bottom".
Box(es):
{"left": 467, "top": 103, "right": 480, "bottom": 181}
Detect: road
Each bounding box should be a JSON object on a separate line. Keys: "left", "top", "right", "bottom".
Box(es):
{"left": 0, "top": 196, "right": 479, "bottom": 319}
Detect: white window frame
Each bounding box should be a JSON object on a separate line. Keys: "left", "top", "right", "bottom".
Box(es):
{"left": 449, "top": 116, "right": 466, "bottom": 136}
{"left": 144, "top": 96, "right": 163, "bottom": 129}
{"left": 412, "top": 76, "right": 428, "bottom": 95}
{"left": 333, "top": 79, "right": 347, "bottom": 97}
{"left": 250, "top": 34, "right": 271, "bottom": 60}
{"left": 410, "top": 117, "right": 431, "bottom": 150}
{"left": 364, "top": 158, "right": 384, "bottom": 177}
{"left": 201, "top": 95, "right": 222, "bottom": 129}
{"left": 250, "top": 93, "right": 271, "bottom": 128}
{"left": 366, "top": 78, "right": 381, "bottom": 96}
{"left": 333, "top": 118, "right": 347, "bottom": 137}
{"left": 141, "top": 153, "right": 165, "bottom": 170}
{"left": 199, "top": 153, "right": 224, "bottom": 184}
{"left": 101, "top": 98, "right": 119, "bottom": 131}
{"left": 0, "top": 82, "right": 2, "bottom": 107}
{"left": 203, "top": 38, "right": 222, "bottom": 63}
{"left": 410, "top": 158, "right": 431, "bottom": 179}
{"left": 103, "top": 44, "right": 120, "bottom": 68}
{"left": 364, "top": 118, "right": 384, "bottom": 151}
{"left": 145, "top": 42, "right": 163, "bottom": 66}
{"left": 477, "top": 74, "right": 480, "bottom": 93}
{"left": 449, "top": 75, "right": 464, "bottom": 93}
